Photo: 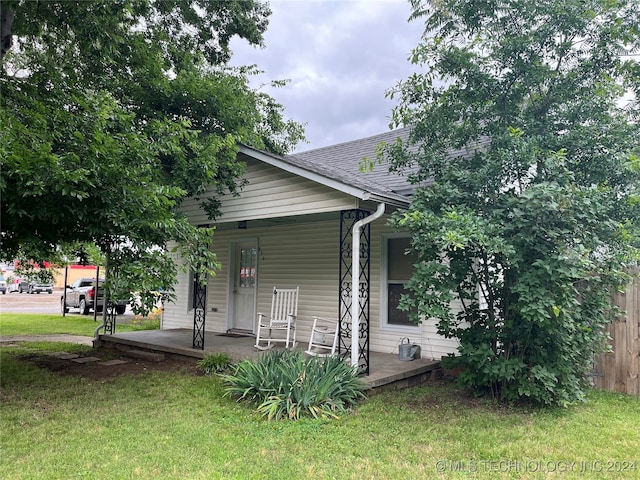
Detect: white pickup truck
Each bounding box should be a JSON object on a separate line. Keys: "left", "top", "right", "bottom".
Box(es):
{"left": 61, "top": 277, "right": 127, "bottom": 315}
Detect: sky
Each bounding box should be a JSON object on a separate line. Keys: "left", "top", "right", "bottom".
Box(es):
{"left": 229, "top": 0, "right": 425, "bottom": 153}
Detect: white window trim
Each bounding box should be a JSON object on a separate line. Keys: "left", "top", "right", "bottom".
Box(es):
{"left": 380, "top": 233, "right": 421, "bottom": 334}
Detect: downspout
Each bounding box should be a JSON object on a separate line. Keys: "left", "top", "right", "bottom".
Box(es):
{"left": 351, "top": 202, "right": 385, "bottom": 368}
{"left": 93, "top": 319, "right": 105, "bottom": 342}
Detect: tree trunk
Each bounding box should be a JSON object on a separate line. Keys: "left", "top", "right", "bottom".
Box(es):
{"left": 1, "top": 6, "right": 14, "bottom": 58}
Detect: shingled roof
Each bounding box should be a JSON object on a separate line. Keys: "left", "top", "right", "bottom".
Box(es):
{"left": 288, "top": 127, "right": 419, "bottom": 198}
{"left": 239, "top": 127, "right": 488, "bottom": 208}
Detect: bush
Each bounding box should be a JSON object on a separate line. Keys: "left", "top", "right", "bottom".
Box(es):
{"left": 222, "top": 350, "right": 367, "bottom": 420}
{"left": 131, "top": 307, "right": 162, "bottom": 330}
{"left": 197, "top": 352, "right": 232, "bottom": 375}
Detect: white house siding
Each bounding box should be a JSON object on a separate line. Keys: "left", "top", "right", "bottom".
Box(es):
{"left": 221, "top": 220, "right": 339, "bottom": 339}
{"left": 162, "top": 216, "right": 461, "bottom": 360}
{"left": 161, "top": 241, "right": 232, "bottom": 332}
{"left": 161, "top": 219, "right": 341, "bottom": 339}
{"left": 368, "top": 222, "right": 462, "bottom": 360}
{"left": 160, "top": 246, "right": 197, "bottom": 330}
{"left": 179, "top": 156, "right": 358, "bottom": 225}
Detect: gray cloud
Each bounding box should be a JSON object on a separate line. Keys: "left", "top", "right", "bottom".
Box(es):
{"left": 230, "top": 0, "right": 424, "bottom": 152}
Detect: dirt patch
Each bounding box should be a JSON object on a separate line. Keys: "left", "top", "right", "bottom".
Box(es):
{"left": 17, "top": 348, "right": 200, "bottom": 381}
{"left": 402, "top": 378, "right": 497, "bottom": 410}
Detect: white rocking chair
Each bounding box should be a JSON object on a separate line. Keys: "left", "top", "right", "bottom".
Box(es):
{"left": 305, "top": 316, "right": 340, "bottom": 357}
{"left": 255, "top": 286, "right": 299, "bottom": 350}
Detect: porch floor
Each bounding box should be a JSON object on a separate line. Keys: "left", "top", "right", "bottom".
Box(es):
{"left": 96, "top": 329, "right": 441, "bottom": 390}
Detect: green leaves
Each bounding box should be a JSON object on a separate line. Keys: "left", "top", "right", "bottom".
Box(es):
{"left": 222, "top": 350, "right": 367, "bottom": 420}
{"left": 197, "top": 352, "right": 233, "bottom": 375}
{"left": 1, "top": 1, "right": 305, "bottom": 305}
{"left": 387, "top": 0, "right": 640, "bottom": 406}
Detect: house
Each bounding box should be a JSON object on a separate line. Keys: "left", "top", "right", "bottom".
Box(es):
{"left": 161, "top": 127, "right": 464, "bottom": 374}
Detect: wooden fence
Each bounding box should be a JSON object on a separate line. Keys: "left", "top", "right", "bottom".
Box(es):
{"left": 593, "top": 267, "right": 640, "bottom": 396}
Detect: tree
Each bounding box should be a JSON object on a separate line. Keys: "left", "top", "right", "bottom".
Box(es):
{"left": 385, "top": 0, "right": 640, "bottom": 406}
{"left": 1, "top": 1, "right": 304, "bottom": 312}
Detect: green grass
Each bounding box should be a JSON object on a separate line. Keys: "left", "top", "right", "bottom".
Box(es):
{"left": 1, "top": 317, "right": 639, "bottom": 479}
{"left": 0, "top": 313, "right": 158, "bottom": 337}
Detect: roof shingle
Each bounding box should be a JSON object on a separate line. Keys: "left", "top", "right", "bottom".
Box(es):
{"left": 285, "top": 127, "right": 419, "bottom": 199}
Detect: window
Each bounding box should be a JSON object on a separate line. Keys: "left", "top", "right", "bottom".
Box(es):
{"left": 238, "top": 247, "right": 257, "bottom": 288}
{"left": 383, "top": 236, "right": 418, "bottom": 328}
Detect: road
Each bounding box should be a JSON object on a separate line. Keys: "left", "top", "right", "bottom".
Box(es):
{"left": 0, "top": 289, "right": 135, "bottom": 320}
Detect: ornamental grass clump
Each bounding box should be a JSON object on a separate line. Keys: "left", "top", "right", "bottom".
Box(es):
{"left": 197, "top": 352, "right": 232, "bottom": 375}
{"left": 222, "top": 350, "right": 367, "bottom": 420}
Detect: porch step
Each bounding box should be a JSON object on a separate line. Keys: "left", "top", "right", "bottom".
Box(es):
{"left": 120, "top": 348, "right": 166, "bottom": 363}
{"left": 365, "top": 359, "right": 442, "bottom": 391}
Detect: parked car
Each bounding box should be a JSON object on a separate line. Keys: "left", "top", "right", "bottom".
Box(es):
{"left": 7, "top": 277, "right": 53, "bottom": 294}
{"left": 61, "top": 278, "right": 127, "bottom": 315}
{"left": 0, "top": 275, "right": 6, "bottom": 294}
{"left": 29, "top": 281, "right": 54, "bottom": 294}
{"left": 17, "top": 280, "right": 31, "bottom": 293}
{"left": 7, "top": 278, "right": 29, "bottom": 293}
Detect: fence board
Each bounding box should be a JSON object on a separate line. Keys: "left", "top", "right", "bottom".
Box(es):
{"left": 593, "top": 267, "right": 640, "bottom": 396}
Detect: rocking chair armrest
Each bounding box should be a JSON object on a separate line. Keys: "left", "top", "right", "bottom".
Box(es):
{"left": 272, "top": 315, "right": 295, "bottom": 325}
{"left": 312, "top": 316, "right": 336, "bottom": 323}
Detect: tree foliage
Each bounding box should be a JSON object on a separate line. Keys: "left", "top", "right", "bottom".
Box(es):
{"left": 386, "top": 0, "right": 640, "bottom": 406}
{"left": 0, "top": 0, "right": 305, "bottom": 312}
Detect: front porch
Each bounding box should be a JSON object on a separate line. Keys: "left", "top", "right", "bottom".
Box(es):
{"left": 95, "top": 329, "right": 442, "bottom": 390}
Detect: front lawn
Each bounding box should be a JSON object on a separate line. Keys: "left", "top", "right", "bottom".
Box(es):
{"left": 1, "top": 342, "right": 638, "bottom": 479}
{"left": 0, "top": 313, "right": 159, "bottom": 337}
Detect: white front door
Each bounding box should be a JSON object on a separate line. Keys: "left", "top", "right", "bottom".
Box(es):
{"left": 231, "top": 242, "right": 257, "bottom": 332}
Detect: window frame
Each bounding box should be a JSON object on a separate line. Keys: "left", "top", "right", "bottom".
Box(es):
{"left": 380, "top": 233, "right": 421, "bottom": 333}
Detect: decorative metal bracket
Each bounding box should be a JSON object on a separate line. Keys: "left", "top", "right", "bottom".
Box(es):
{"left": 338, "top": 209, "right": 371, "bottom": 374}
{"left": 104, "top": 301, "right": 117, "bottom": 335}
{"left": 192, "top": 275, "right": 207, "bottom": 350}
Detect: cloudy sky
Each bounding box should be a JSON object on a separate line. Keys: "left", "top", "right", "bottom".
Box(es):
{"left": 229, "top": 0, "right": 425, "bottom": 153}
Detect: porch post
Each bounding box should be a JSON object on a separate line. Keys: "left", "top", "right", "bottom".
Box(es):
{"left": 192, "top": 274, "right": 206, "bottom": 350}
{"left": 339, "top": 210, "right": 366, "bottom": 365}
{"left": 339, "top": 205, "right": 384, "bottom": 374}
{"left": 192, "top": 224, "right": 210, "bottom": 350}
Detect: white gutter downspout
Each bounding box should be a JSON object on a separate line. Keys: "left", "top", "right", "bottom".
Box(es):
{"left": 351, "top": 202, "right": 385, "bottom": 368}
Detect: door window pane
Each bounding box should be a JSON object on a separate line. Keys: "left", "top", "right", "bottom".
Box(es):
{"left": 239, "top": 248, "right": 256, "bottom": 288}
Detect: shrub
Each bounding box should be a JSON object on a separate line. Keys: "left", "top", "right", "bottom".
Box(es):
{"left": 197, "top": 352, "right": 232, "bottom": 375}
{"left": 131, "top": 307, "right": 162, "bottom": 330}
{"left": 222, "top": 350, "right": 367, "bottom": 420}
{"left": 130, "top": 317, "right": 161, "bottom": 331}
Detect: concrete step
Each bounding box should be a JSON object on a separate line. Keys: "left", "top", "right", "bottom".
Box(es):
{"left": 120, "top": 348, "right": 166, "bottom": 363}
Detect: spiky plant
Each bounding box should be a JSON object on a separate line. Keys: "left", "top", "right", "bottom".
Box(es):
{"left": 222, "top": 350, "right": 367, "bottom": 420}
{"left": 197, "top": 352, "right": 232, "bottom": 375}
